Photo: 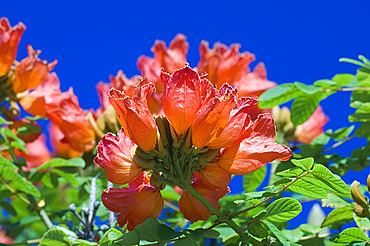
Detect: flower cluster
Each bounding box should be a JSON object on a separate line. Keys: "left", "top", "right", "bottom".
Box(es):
{"left": 95, "top": 65, "right": 293, "bottom": 229}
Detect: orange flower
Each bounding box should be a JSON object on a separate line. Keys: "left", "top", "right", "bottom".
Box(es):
{"left": 152, "top": 34, "right": 188, "bottom": 74}
{"left": 95, "top": 129, "right": 142, "bottom": 185}
{"left": 137, "top": 55, "right": 162, "bottom": 93}
{"left": 49, "top": 124, "right": 82, "bottom": 159}
{"left": 161, "top": 65, "right": 202, "bottom": 135}
{"left": 47, "top": 91, "right": 96, "bottom": 152}
{"left": 179, "top": 175, "right": 229, "bottom": 223}
{"left": 9, "top": 119, "right": 41, "bottom": 143}
{"left": 108, "top": 83, "right": 157, "bottom": 151}
{"left": 12, "top": 44, "right": 57, "bottom": 93}
{"left": 296, "top": 106, "right": 329, "bottom": 144}
{"left": 218, "top": 114, "right": 293, "bottom": 175}
{"left": 19, "top": 72, "right": 61, "bottom": 116}
{"left": 0, "top": 17, "right": 25, "bottom": 76}
{"left": 233, "top": 62, "right": 276, "bottom": 98}
{"left": 197, "top": 41, "right": 255, "bottom": 87}
{"left": 101, "top": 172, "right": 163, "bottom": 231}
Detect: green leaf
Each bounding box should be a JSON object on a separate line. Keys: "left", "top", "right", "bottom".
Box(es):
{"left": 264, "top": 197, "right": 302, "bottom": 223}
{"left": 134, "top": 218, "right": 160, "bottom": 242}
{"left": 333, "top": 227, "right": 370, "bottom": 243}
{"left": 157, "top": 224, "right": 182, "bottom": 242}
{"left": 275, "top": 167, "right": 304, "bottom": 177}
{"left": 114, "top": 230, "right": 140, "bottom": 245}
{"left": 354, "top": 214, "right": 370, "bottom": 231}
{"left": 309, "top": 164, "right": 351, "bottom": 197}
{"left": 243, "top": 165, "right": 266, "bottom": 192}
{"left": 282, "top": 228, "right": 304, "bottom": 243}
{"left": 287, "top": 179, "right": 327, "bottom": 199}
{"left": 264, "top": 220, "right": 288, "bottom": 243}
{"left": 99, "top": 228, "right": 122, "bottom": 245}
{"left": 204, "top": 229, "right": 220, "bottom": 239}
{"left": 314, "top": 79, "right": 338, "bottom": 88}
{"left": 184, "top": 228, "right": 206, "bottom": 242}
{"left": 291, "top": 92, "right": 327, "bottom": 126}
{"left": 299, "top": 224, "right": 326, "bottom": 235}
{"left": 72, "top": 239, "right": 98, "bottom": 245}
{"left": 321, "top": 193, "right": 351, "bottom": 208}
{"left": 321, "top": 205, "right": 354, "bottom": 229}
{"left": 331, "top": 73, "right": 356, "bottom": 87}
{"left": 35, "top": 158, "right": 86, "bottom": 171}
{"left": 173, "top": 238, "right": 198, "bottom": 246}
{"left": 0, "top": 116, "right": 12, "bottom": 125}
{"left": 325, "top": 126, "right": 355, "bottom": 141}
{"left": 0, "top": 162, "right": 40, "bottom": 197}
{"left": 249, "top": 221, "right": 269, "bottom": 238}
{"left": 39, "top": 228, "right": 71, "bottom": 246}
{"left": 339, "top": 58, "right": 368, "bottom": 67}
{"left": 294, "top": 82, "right": 322, "bottom": 94}
{"left": 0, "top": 190, "right": 12, "bottom": 201}
{"left": 258, "top": 84, "right": 303, "bottom": 109}
{"left": 160, "top": 185, "right": 181, "bottom": 201}
{"left": 10, "top": 141, "right": 27, "bottom": 153}
{"left": 291, "top": 158, "right": 314, "bottom": 171}
{"left": 42, "top": 172, "right": 59, "bottom": 188}
{"left": 0, "top": 201, "right": 17, "bottom": 216}
{"left": 355, "top": 122, "right": 370, "bottom": 139}
{"left": 52, "top": 169, "right": 79, "bottom": 187}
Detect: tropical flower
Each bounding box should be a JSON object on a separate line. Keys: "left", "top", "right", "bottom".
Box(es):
{"left": 12, "top": 44, "right": 57, "bottom": 93}
{"left": 0, "top": 17, "right": 25, "bottom": 77}
{"left": 296, "top": 106, "right": 329, "bottom": 144}
{"left": 96, "top": 65, "right": 292, "bottom": 229}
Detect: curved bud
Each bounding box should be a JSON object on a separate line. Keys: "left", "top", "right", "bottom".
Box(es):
{"left": 354, "top": 203, "right": 370, "bottom": 218}
{"left": 351, "top": 180, "right": 368, "bottom": 208}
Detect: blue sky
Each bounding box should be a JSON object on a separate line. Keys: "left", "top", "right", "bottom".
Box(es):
{"left": 2, "top": 0, "right": 370, "bottom": 227}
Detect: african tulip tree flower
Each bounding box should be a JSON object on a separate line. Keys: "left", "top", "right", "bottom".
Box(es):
{"left": 12, "top": 44, "right": 57, "bottom": 93}
{"left": 108, "top": 83, "right": 157, "bottom": 151}
{"left": 97, "top": 64, "right": 292, "bottom": 228}
{"left": 296, "top": 106, "right": 329, "bottom": 144}
{"left": 0, "top": 17, "right": 25, "bottom": 76}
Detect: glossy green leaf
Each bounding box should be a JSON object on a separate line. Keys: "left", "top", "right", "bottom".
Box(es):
{"left": 264, "top": 220, "right": 288, "bottom": 243}
{"left": 114, "top": 230, "right": 140, "bottom": 245}
{"left": 321, "top": 205, "right": 354, "bottom": 229}
{"left": 42, "top": 172, "right": 59, "bottom": 188}
{"left": 134, "top": 218, "right": 160, "bottom": 242}
{"left": 339, "top": 58, "right": 368, "bottom": 67}
{"left": 258, "top": 84, "right": 302, "bottom": 109}
{"left": 34, "top": 158, "right": 86, "bottom": 171}
{"left": 287, "top": 179, "right": 327, "bottom": 199}
{"left": 281, "top": 228, "right": 304, "bottom": 243}
{"left": 314, "top": 79, "right": 338, "bottom": 88}
{"left": 332, "top": 73, "right": 356, "bottom": 87}
{"left": 173, "top": 238, "right": 198, "bottom": 246}
{"left": 264, "top": 198, "right": 302, "bottom": 223}
{"left": 299, "top": 224, "right": 326, "bottom": 235}
{"left": 321, "top": 193, "right": 351, "bottom": 208}
{"left": 157, "top": 224, "right": 182, "bottom": 242}
{"left": 39, "top": 228, "right": 71, "bottom": 246}
{"left": 0, "top": 201, "right": 17, "bottom": 216}
{"left": 99, "top": 228, "right": 122, "bottom": 245}
{"left": 243, "top": 165, "right": 266, "bottom": 192}
{"left": 354, "top": 214, "right": 370, "bottom": 231}
{"left": 291, "top": 158, "right": 314, "bottom": 171}
{"left": 325, "top": 126, "right": 355, "bottom": 141}
{"left": 52, "top": 169, "right": 79, "bottom": 187}
{"left": 291, "top": 92, "right": 327, "bottom": 126}
{"left": 275, "top": 167, "right": 304, "bottom": 177}
{"left": 294, "top": 82, "right": 322, "bottom": 94}
{"left": 333, "top": 227, "right": 370, "bottom": 243}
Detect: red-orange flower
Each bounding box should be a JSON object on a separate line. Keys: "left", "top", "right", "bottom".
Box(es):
{"left": 108, "top": 83, "right": 157, "bottom": 151}
{"left": 179, "top": 176, "right": 229, "bottom": 223}
{"left": 47, "top": 91, "right": 96, "bottom": 152}
{"left": 197, "top": 41, "right": 255, "bottom": 87}
{"left": 0, "top": 17, "right": 25, "bottom": 76}
{"left": 101, "top": 172, "right": 163, "bottom": 231}
{"left": 152, "top": 34, "right": 188, "bottom": 74}
{"left": 49, "top": 124, "right": 82, "bottom": 159}
{"left": 95, "top": 129, "right": 142, "bottom": 185}
{"left": 218, "top": 114, "right": 293, "bottom": 175}
{"left": 19, "top": 72, "right": 61, "bottom": 116}
{"left": 161, "top": 66, "right": 202, "bottom": 135}
{"left": 12, "top": 44, "right": 57, "bottom": 93}
{"left": 296, "top": 106, "right": 328, "bottom": 144}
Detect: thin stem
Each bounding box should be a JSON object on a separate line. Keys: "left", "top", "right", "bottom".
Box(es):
{"left": 231, "top": 170, "right": 311, "bottom": 218}
{"left": 164, "top": 200, "right": 180, "bottom": 213}
{"left": 322, "top": 87, "right": 370, "bottom": 92}
{"left": 322, "top": 135, "right": 355, "bottom": 152}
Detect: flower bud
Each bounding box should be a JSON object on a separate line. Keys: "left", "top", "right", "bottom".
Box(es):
{"left": 351, "top": 180, "right": 368, "bottom": 208}
{"left": 354, "top": 203, "right": 370, "bottom": 218}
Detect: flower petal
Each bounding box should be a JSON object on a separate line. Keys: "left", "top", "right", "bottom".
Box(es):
{"left": 13, "top": 44, "right": 57, "bottom": 93}
{"left": 152, "top": 34, "right": 188, "bottom": 73}
{"left": 218, "top": 114, "right": 292, "bottom": 175}
{"left": 296, "top": 106, "right": 328, "bottom": 144}
{"left": 207, "top": 97, "right": 257, "bottom": 149}
{"left": 179, "top": 177, "right": 228, "bottom": 223}
{"left": 192, "top": 83, "right": 237, "bottom": 147}
{"left": 108, "top": 83, "right": 157, "bottom": 151}
{"left": 199, "top": 163, "right": 231, "bottom": 188}
{"left": 94, "top": 129, "right": 142, "bottom": 185}
{"left": 0, "top": 18, "right": 25, "bottom": 76}
{"left": 162, "top": 65, "right": 202, "bottom": 135}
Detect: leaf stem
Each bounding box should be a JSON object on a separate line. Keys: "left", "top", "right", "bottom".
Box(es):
{"left": 322, "top": 135, "right": 355, "bottom": 152}
{"left": 230, "top": 170, "right": 311, "bottom": 218}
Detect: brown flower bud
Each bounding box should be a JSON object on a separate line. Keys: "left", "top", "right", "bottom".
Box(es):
{"left": 354, "top": 203, "right": 370, "bottom": 218}
{"left": 351, "top": 180, "right": 368, "bottom": 208}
